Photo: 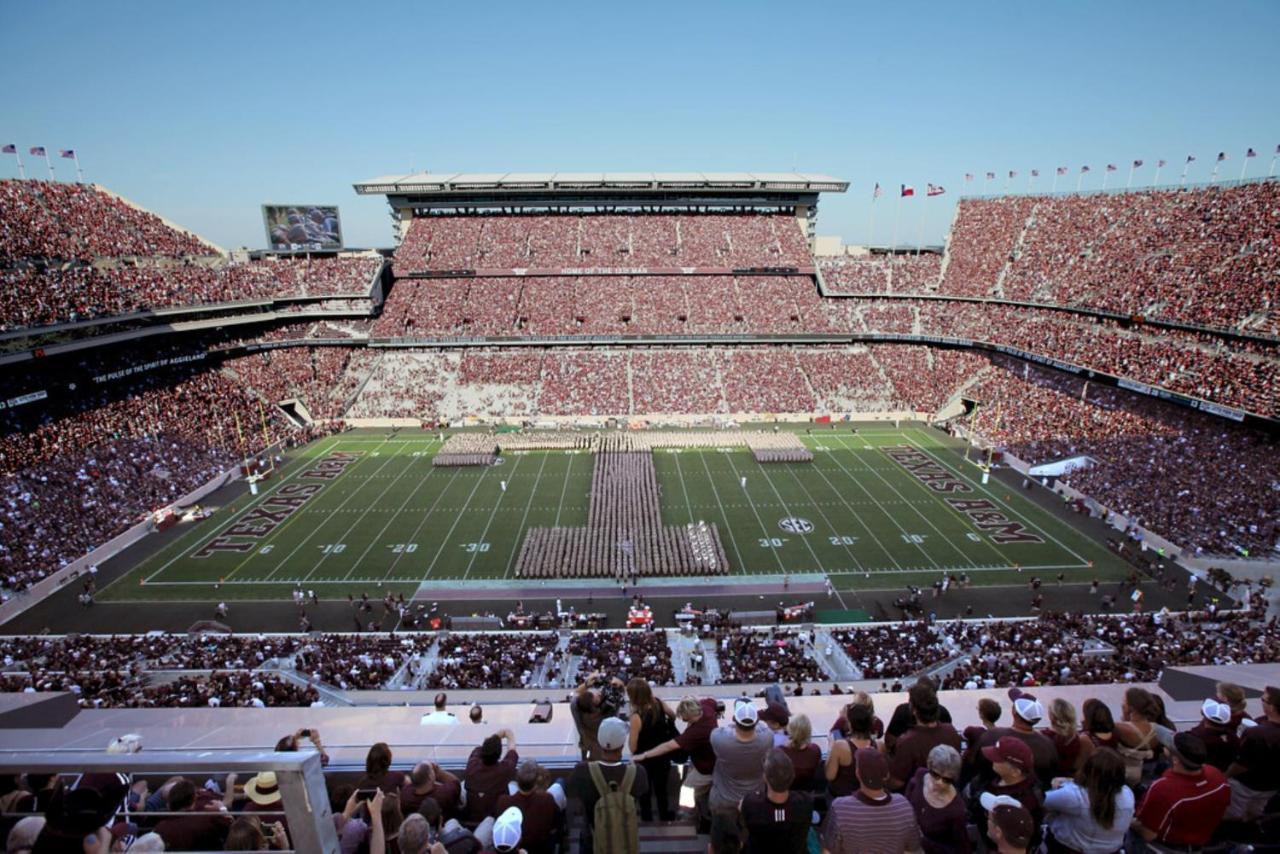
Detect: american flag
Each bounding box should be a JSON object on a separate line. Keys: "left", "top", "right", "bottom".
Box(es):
{"left": 29, "top": 146, "right": 45, "bottom": 156}
{"left": 1217, "top": 152, "right": 1228, "bottom": 161}
{"left": 873, "top": 182, "right": 882, "bottom": 200}
{"left": 59, "top": 149, "right": 76, "bottom": 159}
{"left": 964, "top": 173, "right": 973, "bottom": 182}
{"left": 1030, "top": 169, "right": 1039, "bottom": 177}
{"left": 1106, "top": 164, "right": 1117, "bottom": 172}
{"left": 1, "top": 144, "right": 15, "bottom": 155}
{"left": 1157, "top": 160, "right": 1167, "bottom": 168}
{"left": 1246, "top": 148, "right": 1257, "bottom": 158}
{"left": 1186, "top": 155, "right": 1196, "bottom": 163}
{"left": 985, "top": 172, "right": 995, "bottom": 180}
{"left": 1132, "top": 160, "right": 1143, "bottom": 168}
{"left": 1008, "top": 170, "right": 1017, "bottom": 178}
{"left": 1056, "top": 167, "right": 1068, "bottom": 176}
{"left": 1081, "top": 165, "right": 1091, "bottom": 173}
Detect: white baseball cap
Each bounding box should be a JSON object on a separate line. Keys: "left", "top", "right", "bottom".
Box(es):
{"left": 597, "top": 717, "right": 629, "bottom": 751}
{"left": 1201, "top": 698, "right": 1232, "bottom": 725}
{"left": 733, "top": 699, "right": 759, "bottom": 726}
{"left": 492, "top": 806, "right": 522, "bottom": 851}
{"left": 980, "top": 792, "right": 1022, "bottom": 812}
{"left": 1012, "top": 697, "right": 1045, "bottom": 723}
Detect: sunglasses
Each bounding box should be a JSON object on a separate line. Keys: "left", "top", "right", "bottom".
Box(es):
{"left": 928, "top": 770, "right": 956, "bottom": 786}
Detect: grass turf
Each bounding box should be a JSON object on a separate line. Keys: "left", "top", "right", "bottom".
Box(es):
{"left": 97, "top": 426, "right": 1129, "bottom": 604}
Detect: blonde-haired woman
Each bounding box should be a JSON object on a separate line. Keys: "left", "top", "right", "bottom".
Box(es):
{"left": 781, "top": 713, "right": 822, "bottom": 790}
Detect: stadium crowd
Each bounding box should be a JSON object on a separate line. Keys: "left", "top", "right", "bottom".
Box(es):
{"left": 2, "top": 668, "right": 1276, "bottom": 852}
{"left": 958, "top": 356, "right": 1280, "bottom": 557}
{"left": 392, "top": 212, "right": 812, "bottom": 273}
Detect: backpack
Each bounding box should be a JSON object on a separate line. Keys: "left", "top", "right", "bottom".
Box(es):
{"left": 587, "top": 762, "right": 639, "bottom": 854}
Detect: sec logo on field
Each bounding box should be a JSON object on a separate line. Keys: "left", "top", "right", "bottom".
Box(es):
{"left": 778, "top": 517, "right": 814, "bottom": 534}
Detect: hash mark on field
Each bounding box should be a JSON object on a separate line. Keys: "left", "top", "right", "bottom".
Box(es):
{"left": 743, "top": 455, "right": 831, "bottom": 574}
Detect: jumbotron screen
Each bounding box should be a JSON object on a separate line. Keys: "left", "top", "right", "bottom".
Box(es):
{"left": 262, "top": 204, "right": 343, "bottom": 251}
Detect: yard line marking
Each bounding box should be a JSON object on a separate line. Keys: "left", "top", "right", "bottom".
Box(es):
{"left": 502, "top": 452, "right": 550, "bottom": 579}
{"left": 256, "top": 437, "right": 406, "bottom": 582}
{"left": 420, "top": 456, "right": 497, "bottom": 580}
{"left": 739, "top": 454, "right": 831, "bottom": 575}
{"left": 139, "top": 436, "right": 344, "bottom": 584}
{"left": 903, "top": 430, "right": 1092, "bottom": 566}
{"left": 831, "top": 434, "right": 982, "bottom": 570}
{"left": 798, "top": 438, "right": 905, "bottom": 570}
{"left": 343, "top": 448, "right": 452, "bottom": 581}
{"left": 463, "top": 455, "right": 527, "bottom": 580}
{"left": 693, "top": 449, "right": 750, "bottom": 573}
{"left": 379, "top": 465, "right": 465, "bottom": 582}
{"left": 817, "top": 436, "right": 942, "bottom": 569}
{"left": 670, "top": 451, "right": 697, "bottom": 524}
{"left": 550, "top": 453, "right": 579, "bottom": 529}
{"left": 715, "top": 452, "right": 788, "bottom": 574}
{"left": 779, "top": 463, "right": 864, "bottom": 572}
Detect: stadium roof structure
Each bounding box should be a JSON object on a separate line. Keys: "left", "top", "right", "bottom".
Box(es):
{"left": 354, "top": 171, "right": 849, "bottom": 196}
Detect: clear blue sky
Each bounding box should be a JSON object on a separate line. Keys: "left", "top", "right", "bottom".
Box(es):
{"left": 3, "top": 0, "right": 1278, "bottom": 250}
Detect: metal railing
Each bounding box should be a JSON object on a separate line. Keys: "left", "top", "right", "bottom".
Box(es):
{"left": 0, "top": 750, "right": 338, "bottom": 853}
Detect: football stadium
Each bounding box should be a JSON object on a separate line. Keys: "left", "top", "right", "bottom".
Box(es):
{"left": 1, "top": 5, "right": 1278, "bottom": 852}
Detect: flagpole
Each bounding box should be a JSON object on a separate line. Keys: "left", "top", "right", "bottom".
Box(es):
{"left": 867, "top": 201, "right": 876, "bottom": 249}
{"left": 72, "top": 152, "right": 84, "bottom": 183}
{"left": 1027, "top": 173, "right": 1034, "bottom": 192}
{"left": 11, "top": 151, "right": 25, "bottom": 180}
{"left": 1181, "top": 159, "right": 1191, "bottom": 185}
{"left": 1051, "top": 171, "right": 1059, "bottom": 193}
{"left": 890, "top": 194, "right": 902, "bottom": 254}
{"left": 983, "top": 174, "right": 990, "bottom": 196}
{"left": 1126, "top": 163, "right": 1135, "bottom": 189}
{"left": 42, "top": 150, "right": 54, "bottom": 181}
{"left": 1270, "top": 148, "right": 1278, "bottom": 177}
{"left": 1239, "top": 153, "right": 1248, "bottom": 182}
{"left": 1076, "top": 169, "right": 1084, "bottom": 192}
{"left": 1152, "top": 163, "right": 1162, "bottom": 187}
{"left": 1210, "top": 161, "right": 1220, "bottom": 184}
{"left": 1102, "top": 169, "right": 1110, "bottom": 191}
{"left": 915, "top": 200, "right": 925, "bottom": 256}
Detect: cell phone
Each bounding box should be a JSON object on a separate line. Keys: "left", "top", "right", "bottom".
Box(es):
{"left": 356, "top": 788, "right": 378, "bottom": 801}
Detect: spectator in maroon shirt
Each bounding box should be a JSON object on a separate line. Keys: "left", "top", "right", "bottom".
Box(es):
{"left": 493, "top": 758, "right": 563, "bottom": 854}
{"left": 1133, "top": 732, "right": 1231, "bottom": 848}
{"left": 968, "top": 736, "right": 1043, "bottom": 851}
{"left": 400, "top": 761, "right": 461, "bottom": 818}
{"left": 1189, "top": 698, "right": 1239, "bottom": 773}
{"left": 970, "top": 690, "right": 1059, "bottom": 790}
{"left": 779, "top": 714, "right": 822, "bottom": 792}
{"left": 888, "top": 685, "right": 962, "bottom": 791}
{"left": 904, "top": 744, "right": 969, "bottom": 854}
{"left": 463, "top": 729, "right": 519, "bottom": 828}
{"left": 357, "top": 742, "right": 409, "bottom": 794}
{"left": 962, "top": 697, "right": 1003, "bottom": 769}
{"left": 634, "top": 696, "right": 719, "bottom": 826}
{"left": 1225, "top": 684, "right": 1280, "bottom": 822}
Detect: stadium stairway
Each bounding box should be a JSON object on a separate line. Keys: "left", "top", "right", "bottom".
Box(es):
{"left": 811, "top": 629, "right": 861, "bottom": 681}
{"left": 563, "top": 814, "right": 706, "bottom": 853}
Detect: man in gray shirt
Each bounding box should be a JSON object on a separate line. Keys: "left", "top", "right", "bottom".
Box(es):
{"left": 709, "top": 699, "right": 774, "bottom": 814}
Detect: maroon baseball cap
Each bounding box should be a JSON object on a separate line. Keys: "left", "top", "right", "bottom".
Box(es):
{"left": 855, "top": 748, "right": 889, "bottom": 789}
{"left": 759, "top": 701, "right": 790, "bottom": 727}
{"left": 982, "top": 736, "right": 1034, "bottom": 771}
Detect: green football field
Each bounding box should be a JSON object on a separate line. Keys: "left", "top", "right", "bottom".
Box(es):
{"left": 98, "top": 425, "right": 1129, "bottom": 603}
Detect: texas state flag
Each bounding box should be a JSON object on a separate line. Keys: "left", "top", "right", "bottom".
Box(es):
{"left": 900, "top": 184, "right": 915, "bottom": 197}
